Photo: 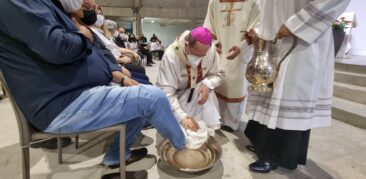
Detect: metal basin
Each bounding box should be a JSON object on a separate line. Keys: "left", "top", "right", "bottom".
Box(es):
{"left": 158, "top": 137, "right": 222, "bottom": 173}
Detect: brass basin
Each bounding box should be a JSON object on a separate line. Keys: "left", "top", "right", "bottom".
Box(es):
{"left": 158, "top": 137, "right": 222, "bottom": 173}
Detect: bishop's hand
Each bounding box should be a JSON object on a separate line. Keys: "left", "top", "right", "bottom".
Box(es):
{"left": 181, "top": 117, "right": 200, "bottom": 131}
{"left": 198, "top": 84, "right": 210, "bottom": 105}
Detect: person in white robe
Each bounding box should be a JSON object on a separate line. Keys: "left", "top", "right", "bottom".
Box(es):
{"left": 243, "top": 0, "right": 351, "bottom": 173}
{"left": 156, "top": 27, "right": 225, "bottom": 134}
{"left": 204, "top": 0, "right": 260, "bottom": 131}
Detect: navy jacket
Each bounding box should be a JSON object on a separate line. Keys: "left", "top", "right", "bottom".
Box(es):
{"left": 0, "top": 0, "right": 121, "bottom": 130}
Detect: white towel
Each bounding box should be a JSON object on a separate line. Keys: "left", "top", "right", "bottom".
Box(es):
{"left": 181, "top": 120, "right": 209, "bottom": 149}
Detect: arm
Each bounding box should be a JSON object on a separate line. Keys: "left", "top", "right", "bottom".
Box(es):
{"left": 155, "top": 53, "right": 188, "bottom": 123}
{"left": 4, "top": 2, "right": 90, "bottom": 64}
{"left": 112, "top": 71, "right": 139, "bottom": 86}
{"left": 202, "top": 49, "right": 225, "bottom": 90}
{"left": 228, "top": 0, "right": 260, "bottom": 59}
{"left": 285, "top": 0, "right": 351, "bottom": 44}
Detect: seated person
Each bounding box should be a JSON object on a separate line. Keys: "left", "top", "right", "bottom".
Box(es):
{"left": 105, "top": 21, "right": 147, "bottom": 74}
{"left": 156, "top": 27, "right": 225, "bottom": 134}
{"left": 0, "top": 0, "right": 186, "bottom": 174}
{"left": 78, "top": 6, "right": 150, "bottom": 84}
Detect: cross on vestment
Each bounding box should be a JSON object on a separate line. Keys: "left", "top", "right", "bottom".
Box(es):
{"left": 220, "top": 3, "right": 241, "bottom": 26}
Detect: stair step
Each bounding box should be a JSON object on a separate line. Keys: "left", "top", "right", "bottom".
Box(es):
{"left": 335, "top": 70, "right": 366, "bottom": 87}
{"left": 335, "top": 62, "right": 366, "bottom": 75}
{"left": 332, "top": 97, "right": 366, "bottom": 129}
{"left": 333, "top": 82, "right": 366, "bottom": 105}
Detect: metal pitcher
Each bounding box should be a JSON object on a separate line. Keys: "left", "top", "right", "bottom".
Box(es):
{"left": 245, "top": 36, "right": 297, "bottom": 93}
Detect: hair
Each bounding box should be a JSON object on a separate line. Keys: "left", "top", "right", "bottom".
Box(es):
{"left": 103, "top": 19, "right": 117, "bottom": 39}
{"left": 185, "top": 33, "right": 197, "bottom": 47}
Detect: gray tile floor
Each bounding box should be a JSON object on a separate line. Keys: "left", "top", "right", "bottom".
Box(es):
{"left": 1, "top": 61, "right": 366, "bottom": 179}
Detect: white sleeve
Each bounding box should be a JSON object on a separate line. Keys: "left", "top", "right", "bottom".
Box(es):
{"left": 155, "top": 51, "right": 187, "bottom": 122}
{"left": 285, "top": 0, "right": 351, "bottom": 44}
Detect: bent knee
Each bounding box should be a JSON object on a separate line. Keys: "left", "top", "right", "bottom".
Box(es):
{"left": 139, "top": 85, "right": 167, "bottom": 100}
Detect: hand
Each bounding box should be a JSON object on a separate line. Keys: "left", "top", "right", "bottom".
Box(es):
{"left": 226, "top": 46, "right": 240, "bottom": 60}
{"left": 197, "top": 84, "right": 210, "bottom": 105}
{"left": 132, "top": 52, "right": 142, "bottom": 63}
{"left": 121, "top": 66, "right": 132, "bottom": 78}
{"left": 72, "top": 17, "right": 94, "bottom": 42}
{"left": 181, "top": 117, "right": 200, "bottom": 131}
{"left": 244, "top": 28, "right": 258, "bottom": 45}
{"left": 215, "top": 42, "right": 222, "bottom": 54}
{"left": 117, "top": 56, "right": 132, "bottom": 64}
{"left": 122, "top": 76, "right": 139, "bottom": 86}
{"left": 276, "top": 24, "right": 293, "bottom": 39}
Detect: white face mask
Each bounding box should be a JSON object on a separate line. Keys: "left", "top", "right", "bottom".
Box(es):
{"left": 120, "top": 33, "right": 129, "bottom": 41}
{"left": 94, "top": 15, "right": 105, "bottom": 28}
{"left": 59, "top": 0, "right": 83, "bottom": 13}
{"left": 113, "top": 31, "right": 119, "bottom": 38}
{"left": 187, "top": 55, "right": 201, "bottom": 68}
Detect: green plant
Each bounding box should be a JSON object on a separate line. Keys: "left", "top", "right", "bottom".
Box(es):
{"left": 332, "top": 17, "right": 347, "bottom": 32}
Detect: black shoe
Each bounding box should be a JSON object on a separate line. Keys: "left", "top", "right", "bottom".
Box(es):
{"left": 246, "top": 145, "right": 255, "bottom": 153}
{"left": 101, "top": 170, "right": 148, "bottom": 179}
{"left": 146, "top": 64, "right": 153, "bottom": 66}
{"left": 220, "top": 125, "right": 235, "bottom": 132}
{"left": 142, "top": 122, "right": 153, "bottom": 130}
{"left": 105, "top": 147, "right": 148, "bottom": 169}
{"left": 249, "top": 160, "right": 277, "bottom": 173}
{"left": 30, "top": 137, "right": 72, "bottom": 149}
{"left": 150, "top": 61, "right": 156, "bottom": 64}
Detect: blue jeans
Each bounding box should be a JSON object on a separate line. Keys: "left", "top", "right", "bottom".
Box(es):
{"left": 44, "top": 85, "right": 185, "bottom": 165}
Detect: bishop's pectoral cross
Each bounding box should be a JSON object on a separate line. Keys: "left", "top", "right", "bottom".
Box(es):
{"left": 220, "top": 3, "right": 241, "bottom": 26}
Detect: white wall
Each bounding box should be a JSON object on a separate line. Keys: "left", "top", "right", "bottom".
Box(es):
{"left": 346, "top": 0, "right": 366, "bottom": 56}
{"left": 142, "top": 21, "right": 195, "bottom": 49}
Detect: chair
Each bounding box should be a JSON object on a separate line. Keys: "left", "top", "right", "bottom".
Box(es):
{"left": 0, "top": 71, "right": 126, "bottom": 179}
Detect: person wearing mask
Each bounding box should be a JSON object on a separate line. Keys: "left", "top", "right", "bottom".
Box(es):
{"left": 86, "top": 6, "right": 151, "bottom": 84}
{"left": 114, "top": 27, "right": 128, "bottom": 48}
{"left": 156, "top": 27, "right": 225, "bottom": 133}
{"left": 0, "top": 1, "right": 186, "bottom": 177}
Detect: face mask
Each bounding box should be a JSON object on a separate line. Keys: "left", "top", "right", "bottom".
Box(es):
{"left": 187, "top": 55, "right": 201, "bottom": 68}
{"left": 81, "top": 9, "right": 97, "bottom": 26}
{"left": 113, "top": 31, "right": 119, "bottom": 38}
{"left": 94, "top": 15, "right": 104, "bottom": 28}
{"left": 120, "top": 33, "right": 128, "bottom": 41}
{"left": 59, "top": 0, "right": 82, "bottom": 13}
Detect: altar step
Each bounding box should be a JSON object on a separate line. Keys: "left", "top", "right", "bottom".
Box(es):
{"left": 332, "top": 97, "right": 366, "bottom": 129}
{"left": 332, "top": 61, "right": 366, "bottom": 129}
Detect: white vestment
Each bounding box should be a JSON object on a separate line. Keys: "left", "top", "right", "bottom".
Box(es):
{"left": 156, "top": 31, "right": 225, "bottom": 130}
{"left": 246, "top": 0, "right": 351, "bottom": 130}
{"left": 203, "top": 0, "right": 260, "bottom": 130}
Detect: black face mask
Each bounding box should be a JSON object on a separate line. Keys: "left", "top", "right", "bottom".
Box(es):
{"left": 81, "top": 9, "right": 97, "bottom": 26}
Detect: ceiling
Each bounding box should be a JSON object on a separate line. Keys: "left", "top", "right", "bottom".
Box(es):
{"left": 95, "top": 0, "right": 210, "bottom": 20}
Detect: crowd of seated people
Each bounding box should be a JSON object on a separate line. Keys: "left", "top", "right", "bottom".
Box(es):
{"left": 112, "top": 27, "right": 164, "bottom": 66}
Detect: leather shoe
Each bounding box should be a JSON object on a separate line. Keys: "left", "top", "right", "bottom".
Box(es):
{"left": 249, "top": 160, "right": 277, "bottom": 173}
{"left": 220, "top": 125, "right": 234, "bottom": 132}
{"left": 30, "top": 137, "right": 72, "bottom": 149}
{"left": 101, "top": 170, "right": 148, "bottom": 179}
{"left": 142, "top": 122, "right": 153, "bottom": 130}
{"left": 106, "top": 147, "right": 148, "bottom": 169}
{"left": 246, "top": 145, "right": 255, "bottom": 153}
